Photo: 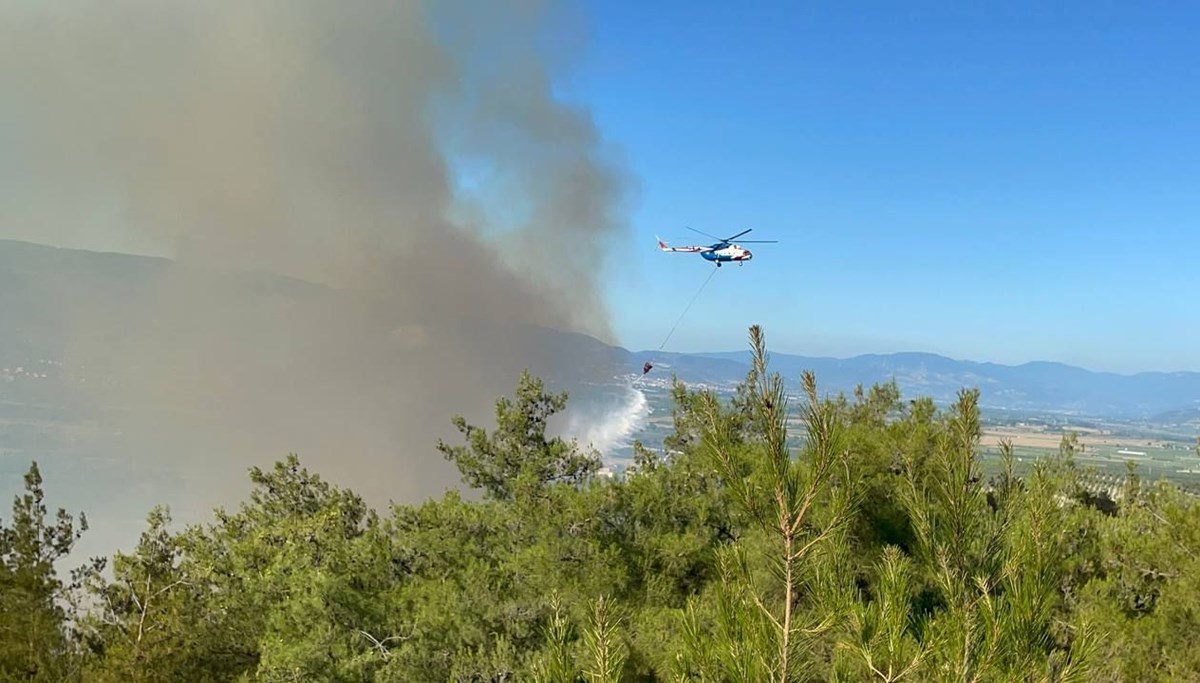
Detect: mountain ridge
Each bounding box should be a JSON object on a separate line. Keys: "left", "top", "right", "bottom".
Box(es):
{"left": 685, "top": 348, "right": 1199, "bottom": 380}
{"left": 620, "top": 346, "right": 1200, "bottom": 417}
{"left": 3, "top": 238, "right": 1198, "bottom": 419}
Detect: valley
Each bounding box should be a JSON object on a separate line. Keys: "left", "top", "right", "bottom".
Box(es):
{"left": 3, "top": 238, "right": 1199, "bottom": 555}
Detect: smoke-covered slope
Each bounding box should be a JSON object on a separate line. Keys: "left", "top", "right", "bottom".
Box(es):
{"left": 2, "top": 0, "right": 641, "bottom": 518}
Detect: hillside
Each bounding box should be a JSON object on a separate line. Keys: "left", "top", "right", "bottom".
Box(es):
{"left": 3, "top": 238, "right": 1200, "bottom": 420}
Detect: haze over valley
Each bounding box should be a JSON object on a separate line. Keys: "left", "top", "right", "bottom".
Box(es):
{"left": 4, "top": 239, "right": 1198, "bottom": 557}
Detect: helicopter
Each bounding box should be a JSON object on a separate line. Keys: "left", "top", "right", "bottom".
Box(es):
{"left": 656, "top": 227, "right": 777, "bottom": 267}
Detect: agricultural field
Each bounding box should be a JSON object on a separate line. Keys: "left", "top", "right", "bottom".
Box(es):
{"left": 613, "top": 379, "right": 1200, "bottom": 494}
{"left": 980, "top": 422, "right": 1200, "bottom": 489}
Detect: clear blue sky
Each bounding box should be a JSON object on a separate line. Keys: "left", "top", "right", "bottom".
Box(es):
{"left": 570, "top": 1, "right": 1199, "bottom": 373}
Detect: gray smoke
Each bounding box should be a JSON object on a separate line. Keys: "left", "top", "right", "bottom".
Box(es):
{"left": 0, "top": 1, "right": 632, "bottom": 517}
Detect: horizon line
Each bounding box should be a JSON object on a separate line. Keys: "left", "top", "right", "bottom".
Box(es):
{"left": 608, "top": 338, "right": 1200, "bottom": 378}
{"left": 7, "top": 238, "right": 1196, "bottom": 377}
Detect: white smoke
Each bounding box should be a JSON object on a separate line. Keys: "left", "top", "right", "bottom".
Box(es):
{"left": 562, "top": 385, "right": 651, "bottom": 461}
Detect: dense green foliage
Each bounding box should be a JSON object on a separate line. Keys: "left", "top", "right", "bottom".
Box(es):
{"left": 4, "top": 326, "right": 1200, "bottom": 681}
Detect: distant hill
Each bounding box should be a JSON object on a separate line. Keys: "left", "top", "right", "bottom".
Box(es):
{"left": 0, "top": 238, "right": 334, "bottom": 362}
{"left": 3, "top": 238, "right": 1199, "bottom": 419}
{"left": 663, "top": 350, "right": 1200, "bottom": 418}
{"left": 529, "top": 332, "right": 1200, "bottom": 419}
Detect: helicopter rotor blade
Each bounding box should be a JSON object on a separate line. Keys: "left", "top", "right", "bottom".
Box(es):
{"left": 722, "top": 228, "right": 753, "bottom": 242}
{"left": 686, "top": 226, "right": 727, "bottom": 242}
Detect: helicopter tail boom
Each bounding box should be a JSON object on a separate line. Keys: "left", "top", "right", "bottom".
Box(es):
{"left": 656, "top": 236, "right": 709, "bottom": 253}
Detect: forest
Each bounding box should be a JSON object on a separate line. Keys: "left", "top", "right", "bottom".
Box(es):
{"left": 3, "top": 326, "right": 1200, "bottom": 682}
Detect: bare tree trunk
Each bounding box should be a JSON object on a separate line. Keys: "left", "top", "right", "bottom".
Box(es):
{"left": 780, "top": 527, "right": 793, "bottom": 683}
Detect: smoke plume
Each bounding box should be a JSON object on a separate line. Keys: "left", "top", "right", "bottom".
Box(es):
{"left": 0, "top": 1, "right": 633, "bottom": 515}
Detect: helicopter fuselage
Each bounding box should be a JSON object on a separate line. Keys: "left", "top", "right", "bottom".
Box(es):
{"left": 701, "top": 244, "right": 752, "bottom": 265}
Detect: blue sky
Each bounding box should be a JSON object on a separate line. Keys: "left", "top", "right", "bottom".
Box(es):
{"left": 568, "top": 1, "right": 1200, "bottom": 373}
